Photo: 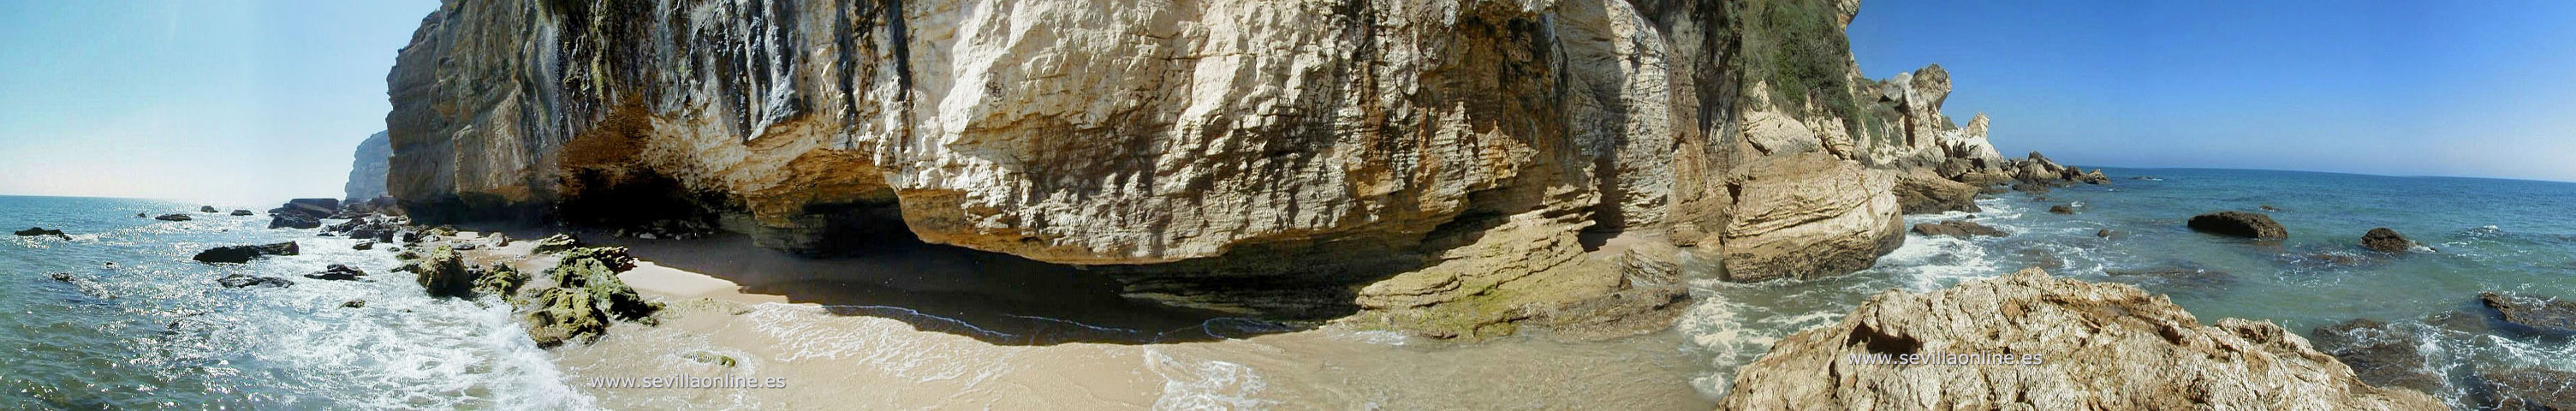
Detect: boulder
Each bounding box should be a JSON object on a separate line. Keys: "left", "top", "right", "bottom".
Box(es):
{"left": 1910, "top": 221, "right": 2006, "bottom": 238}
{"left": 525, "top": 288, "right": 610, "bottom": 348}
{"left": 2359, "top": 228, "right": 2422, "bottom": 253}
{"left": 303, "top": 264, "right": 368, "bottom": 281}
{"left": 229, "top": 210, "right": 253, "bottom": 216}
{"left": 2479, "top": 291, "right": 2576, "bottom": 333}
{"left": 2477, "top": 367, "right": 2576, "bottom": 410}
{"left": 2310, "top": 319, "right": 2444, "bottom": 393}
{"left": 1894, "top": 176, "right": 1981, "bottom": 215}
{"left": 154, "top": 213, "right": 193, "bottom": 222}
{"left": 217, "top": 274, "right": 294, "bottom": 289}
{"left": 15, "top": 227, "right": 68, "bottom": 239}
{"left": 2188, "top": 211, "right": 2287, "bottom": 239}
{"left": 473, "top": 264, "right": 530, "bottom": 299}
{"left": 199, "top": 206, "right": 218, "bottom": 213}
{"left": 525, "top": 247, "right": 660, "bottom": 348}
{"left": 269, "top": 213, "right": 321, "bottom": 229}
{"left": 2049, "top": 204, "right": 2075, "bottom": 214}
{"left": 531, "top": 234, "right": 583, "bottom": 254}
{"left": 192, "top": 241, "right": 300, "bottom": 264}
{"left": 1717, "top": 268, "right": 2442, "bottom": 410}
{"left": 416, "top": 247, "right": 474, "bottom": 298}
{"left": 352, "top": 240, "right": 374, "bottom": 251}
{"left": 2096, "top": 229, "right": 2118, "bottom": 238}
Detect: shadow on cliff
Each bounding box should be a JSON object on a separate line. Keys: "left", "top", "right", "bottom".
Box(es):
{"left": 464, "top": 223, "right": 1308, "bottom": 346}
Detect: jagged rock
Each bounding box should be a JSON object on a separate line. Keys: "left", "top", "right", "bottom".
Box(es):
{"left": 2477, "top": 367, "right": 2576, "bottom": 410}
{"left": 1911, "top": 221, "right": 2006, "bottom": 238}
{"left": 1718, "top": 268, "right": 2442, "bottom": 410}
{"left": 473, "top": 264, "right": 529, "bottom": 299}
{"left": 530, "top": 234, "right": 581, "bottom": 254}
{"left": 229, "top": 210, "right": 253, "bottom": 216}
{"left": 2480, "top": 291, "right": 2576, "bottom": 333}
{"left": 2311, "top": 319, "right": 2444, "bottom": 393}
{"left": 525, "top": 247, "right": 660, "bottom": 348}
{"left": 192, "top": 241, "right": 300, "bottom": 264}
{"left": 1894, "top": 175, "right": 1980, "bottom": 215}
{"left": 154, "top": 213, "right": 193, "bottom": 222}
{"left": 2360, "top": 228, "right": 2424, "bottom": 253}
{"left": 199, "top": 206, "right": 218, "bottom": 213}
{"left": 415, "top": 247, "right": 473, "bottom": 298}
{"left": 303, "top": 264, "right": 368, "bottom": 281}
{"left": 2049, "top": 204, "right": 2076, "bottom": 214}
{"left": 217, "top": 274, "right": 294, "bottom": 289}
{"left": 15, "top": 227, "right": 68, "bottom": 239}
{"left": 345, "top": 131, "right": 392, "bottom": 200}
{"left": 2189, "top": 211, "right": 2288, "bottom": 239}
{"left": 269, "top": 213, "right": 321, "bottom": 229}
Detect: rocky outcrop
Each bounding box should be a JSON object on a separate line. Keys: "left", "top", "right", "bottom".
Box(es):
{"left": 193, "top": 241, "right": 300, "bottom": 264}
{"left": 2480, "top": 291, "right": 2576, "bottom": 333}
{"left": 1910, "top": 220, "right": 2003, "bottom": 238}
{"left": 1893, "top": 174, "right": 1978, "bottom": 215}
{"left": 385, "top": 0, "right": 2050, "bottom": 336}
{"left": 2189, "top": 211, "right": 2287, "bottom": 239}
{"left": 1719, "top": 268, "right": 2442, "bottom": 410}
{"left": 2360, "top": 228, "right": 2423, "bottom": 253}
{"left": 346, "top": 131, "right": 393, "bottom": 201}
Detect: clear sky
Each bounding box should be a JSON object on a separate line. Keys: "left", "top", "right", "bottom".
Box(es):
{"left": 1848, "top": 0, "right": 2576, "bottom": 182}
{"left": 3, "top": 1, "right": 2572, "bottom": 204}
{"left": 0, "top": 1, "right": 434, "bottom": 204}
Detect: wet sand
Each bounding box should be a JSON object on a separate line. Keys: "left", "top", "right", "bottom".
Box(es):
{"left": 447, "top": 230, "right": 1717, "bottom": 409}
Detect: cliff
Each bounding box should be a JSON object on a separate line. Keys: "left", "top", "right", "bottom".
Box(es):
{"left": 345, "top": 131, "right": 392, "bottom": 201}
{"left": 384, "top": 0, "right": 2024, "bottom": 337}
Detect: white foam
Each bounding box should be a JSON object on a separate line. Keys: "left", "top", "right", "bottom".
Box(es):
{"left": 1145, "top": 348, "right": 1272, "bottom": 410}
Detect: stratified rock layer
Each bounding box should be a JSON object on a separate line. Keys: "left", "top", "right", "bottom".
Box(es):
{"left": 386, "top": 0, "right": 2037, "bottom": 336}
{"left": 346, "top": 131, "right": 392, "bottom": 201}
{"left": 1719, "top": 268, "right": 2442, "bottom": 410}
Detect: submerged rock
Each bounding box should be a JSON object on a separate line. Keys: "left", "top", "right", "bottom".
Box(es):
{"left": 154, "top": 213, "right": 193, "bottom": 222}
{"left": 1718, "top": 268, "right": 2441, "bottom": 410}
{"left": 415, "top": 247, "right": 473, "bottom": 298}
{"left": 303, "top": 264, "right": 368, "bottom": 281}
{"left": 2479, "top": 291, "right": 2576, "bottom": 333}
{"left": 217, "top": 274, "right": 294, "bottom": 289}
{"left": 2048, "top": 204, "right": 2075, "bottom": 214}
{"left": 1910, "top": 221, "right": 2006, "bottom": 238}
{"left": 192, "top": 241, "right": 300, "bottom": 264}
{"left": 48, "top": 272, "right": 75, "bottom": 283}
{"left": 2188, "top": 211, "right": 2287, "bottom": 239}
{"left": 15, "top": 227, "right": 68, "bottom": 239}
{"left": 2310, "top": 319, "right": 2444, "bottom": 393}
{"left": 2477, "top": 367, "right": 2576, "bottom": 410}
{"left": 2360, "top": 228, "right": 2424, "bottom": 253}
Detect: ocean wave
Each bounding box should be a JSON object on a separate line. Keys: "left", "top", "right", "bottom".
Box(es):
{"left": 1145, "top": 348, "right": 1272, "bottom": 410}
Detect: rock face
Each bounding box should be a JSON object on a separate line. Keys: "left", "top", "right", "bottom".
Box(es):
{"left": 385, "top": 0, "right": 2043, "bottom": 336}
{"left": 1719, "top": 268, "right": 2442, "bottom": 410}
{"left": 2480, "top": 291, "right": 2576, "bottom": 333}
{"left": 2360, "top": 228, "right": 2420, "bottom": 253}
{"left": 346, "top": 131, "right": 393, "bottom": 201}
{"left": 2189, "top": 211, "right": 2287, "bottom": 239}
{"left": 192, "top": 241, "right": 300, "bottom": 264}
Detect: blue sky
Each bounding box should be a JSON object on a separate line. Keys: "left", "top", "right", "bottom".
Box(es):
{"left": 0, "top": 1, "right": 433, "bottom": 203}
{"left": 1, "top": 1, "right": 2571, "bottom": 203}
{"left": 1848, "top": 0, "right": 2576, "bottom": 182}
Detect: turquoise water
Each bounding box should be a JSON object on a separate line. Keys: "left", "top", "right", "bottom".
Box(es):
{"left": 1681, "top": 168, "right": 2576, "bottom": 408}
{"left": 0, "top": 196, "right": 589, "bottom": 409}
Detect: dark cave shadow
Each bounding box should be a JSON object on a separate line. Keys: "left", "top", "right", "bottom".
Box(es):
{"left": 455, "top": 223, "right": 1308, "bottom": 346}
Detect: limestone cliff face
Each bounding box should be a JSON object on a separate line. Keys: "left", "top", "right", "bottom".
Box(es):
{"left": 345, "top": 131, "right": 392, "bottom": 201}
{"left": 387, "top": 0, "right": 2017, "bottom": 336}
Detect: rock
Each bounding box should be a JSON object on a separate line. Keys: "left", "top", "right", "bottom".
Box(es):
{"left": 525, "top": 287, "right": 610, "bottom": 348}
{"left": 269, "top": 213, "right": 321, "bottom": 229}
{"left": 352, "top": 241, "right": 374, "bottom": 251}
{"left": 2359, "top": 228, "right": 2424, "bottom": 253}
{"left": 47, "top": 272, "right": 74, "bottom": 283}
{"left": 452, "top": 243, "right": 480, "bottom": 251}
{"left": 2010, "top": 181, "right": 2053, "bottom": 194}
{"left": 192, "top": 241, "right": 300, "bottom": 264}
{"left": 154, "top": 213, "right": 193, "bottom": 222}
{"left": 415, "top": 247, "right": 473, "bottom": 298}
{"left": 342, "top": 299, "right": 366, "bottom": 308}
{"left": 1716, "top": 153, "right": 1905, "bottom": 283}
{"left": 134, "top": 212, "right": 146, "bottom": 217}
{"left": 2073, "top": 169, "right": 2109, "bottom": 184}
{"left": 1910, "top": 221, "right": 2006, "bottom": 238}
{"left": 473, "top": 264, "right": 529, "bottom": 299}
{"left": 303, "top": 264, "right": 368, "bottom": 281}
{"left": 1894, "top": 175, "right": 1980, "bottom": 215}
{"left": 2479, "top": 291, "right": 2576, "bottom": 333}
{"left": 2310, "top": 319, "right": 2444, "bottom": 393}
{"left": 2477, "top": 367, "right": 2576, "bottom": 410}
{"left": 1718, "top": 268, "right": 2443, "bottom": 410}
{"left": 346, "top": 131, "right": 392, "bottom": 200}
{"left": 269, "top": 199, "right": 341, "bottom": 220}
{"left": 2188, "top": 211, "right": 2288, "bottom": 239}
{"left": 531, "top": 234, "right": 582, "bottom": 254}
{"left": 217, "top": 274, "right": 294, "bottom": 289}
{"left": 2261, "top": 205, "right": 2282, "bottom": 211}
{"left": 15, "top": 227, "right": 68, "bottom": 239}
{"left": 2096, "top": 229, "right": 2118, "bottom": 238}
{"left": 525, "top": 247, "right": 661, "bottom": 348}
{"left": 199, "top": 206, "right": 217, "bottom": 213}
{"left": 490, "top": 233, "right": 511, "bottom": 247}
{"left": 229, "top": 210, "right": 253, "bottom": 216}
{"left": 2049, "top": 204, "right": 2075, "bottom": 214}
{"left": 683, "top": 351, "right": 739, "bottom": 367}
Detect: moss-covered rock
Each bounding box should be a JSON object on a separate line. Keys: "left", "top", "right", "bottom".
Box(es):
{"left": 524, "top": 287, "right": 610, "bottom": 348}
{"left": 473, "top": 263, "right": 529, "bottom": 300}
{"left": 416, "top": 247, "right": 474, "bottom": 298}
{"left": 531, "top": 234, "right": 583, "bottom": 254}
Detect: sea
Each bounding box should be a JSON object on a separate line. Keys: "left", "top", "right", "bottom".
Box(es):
{"left": 5, "top": 167, "right": 2573, "bottom": 409}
